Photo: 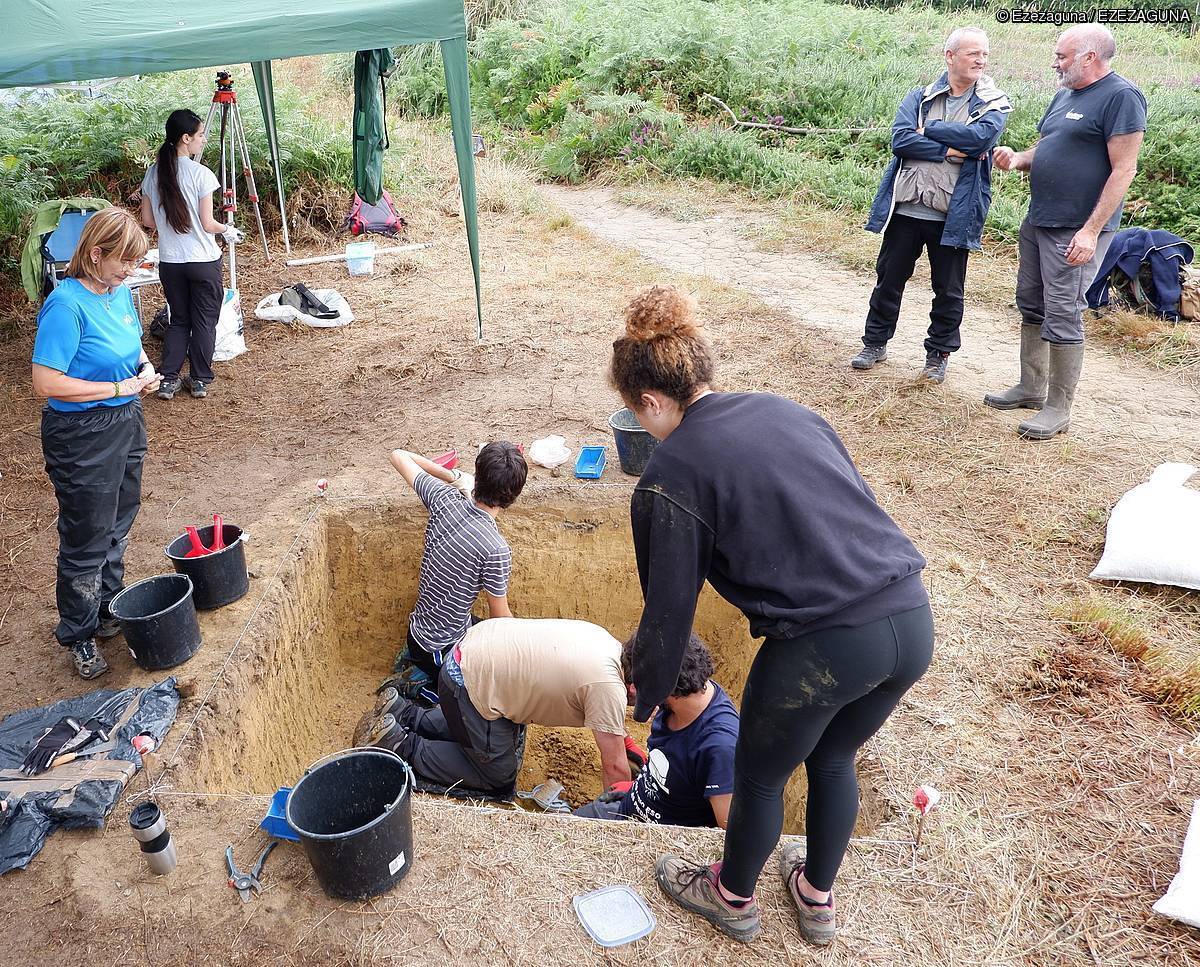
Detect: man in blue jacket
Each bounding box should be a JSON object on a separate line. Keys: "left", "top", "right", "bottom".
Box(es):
{"left": 854, "top": 28, "right": 1010, "bottom": 384}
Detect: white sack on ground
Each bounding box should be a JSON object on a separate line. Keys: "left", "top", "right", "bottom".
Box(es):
{"left": 1154, "top": 799, "right": 1200, "bottom": 928}
{"left": 212, "top": 288, "right": 247, "bottom": 362}
{"left": 254, "top": 289, "right": 354, "bottom": 329}
{"left": 1090, "top": 463, "right": 1200, "bottom": 591}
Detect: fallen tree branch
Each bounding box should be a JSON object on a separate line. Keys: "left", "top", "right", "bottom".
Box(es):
{"left": 700, "top": 93, "right": 882, "bottom": 135}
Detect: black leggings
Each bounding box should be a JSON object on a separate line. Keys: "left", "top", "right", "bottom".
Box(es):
{"left": 720, "top": 604, "right": 934, "bottom": 896}
{"left": 159, "top": 257, "right": 223, "bottom": 383}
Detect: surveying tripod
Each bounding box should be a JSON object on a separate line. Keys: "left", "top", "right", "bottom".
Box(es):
{"left": 196, "top": 71, "right": 270, "bottom": 289}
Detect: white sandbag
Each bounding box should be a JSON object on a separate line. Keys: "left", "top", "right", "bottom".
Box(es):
{"left": 1154, "top": 799, "right": 1200, "bottom": 928}
{"left": 211, "top": 288, "right": 247, "bottom": 362}
{"left": 1090, "top": 463, "right": 1200, "bottom": 591}
{"left": 254, "top": 289, "right": 354, "bottom": 329}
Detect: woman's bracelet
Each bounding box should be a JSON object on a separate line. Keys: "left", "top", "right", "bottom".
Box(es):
{"left": 112, "top": 381, "right": 121, "bottom": 398}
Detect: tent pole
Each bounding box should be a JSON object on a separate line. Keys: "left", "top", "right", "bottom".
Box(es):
{"left": 252, "top": 60, "right": 290, "bottom": 256}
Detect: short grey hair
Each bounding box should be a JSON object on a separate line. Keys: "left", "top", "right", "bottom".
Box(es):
{"left": 1063, "top": 25, "right": 1116, "bottom": 62}
{"left": 945, "top": 27, "right": 988, "bottom": 54}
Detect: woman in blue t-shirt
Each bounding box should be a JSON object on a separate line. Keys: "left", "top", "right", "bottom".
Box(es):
{"left": 31, "top": 208, "right": 161, "bottom": 679}
{"left": 140, "top": 109, "right": 238, "bottom": 401}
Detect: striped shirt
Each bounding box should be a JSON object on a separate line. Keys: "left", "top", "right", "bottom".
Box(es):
{"left": 408, "top": 471, "right": 511, "bottom": 654}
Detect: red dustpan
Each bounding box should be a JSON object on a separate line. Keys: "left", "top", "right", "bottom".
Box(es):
{"left": 210, "top": 514, "right": 226, "bottom": 552}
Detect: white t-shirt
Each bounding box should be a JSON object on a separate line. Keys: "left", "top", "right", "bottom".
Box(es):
{"left": 141, "top": 157, "right": 221, "bottom": 263}
{"left": 458, "top": 618, "right": 627, "bottom": 735}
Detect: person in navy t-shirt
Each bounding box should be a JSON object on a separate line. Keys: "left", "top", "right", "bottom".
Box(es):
{"left": 575, "top": 633, "right": 738, "bottom": 829}
{"left": 31, "top": 208, "right": 161, "bottom": 679}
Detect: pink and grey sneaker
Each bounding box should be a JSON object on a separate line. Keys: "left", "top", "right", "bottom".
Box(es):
{"left": 779, "top": 843, "right": 836, "bottom": 946}
{"left": 655, "top": 855, "right": 761, "bottom": 943}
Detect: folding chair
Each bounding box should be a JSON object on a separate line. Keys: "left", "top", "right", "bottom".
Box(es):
{"left": 40, "top": 209, "right": 97, "bottom": 298}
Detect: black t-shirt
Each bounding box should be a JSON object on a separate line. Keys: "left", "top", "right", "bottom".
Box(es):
{"left": 1028, "top": 72, "right": 1147, "bottom": 231}
{"left": 617, "top": 683, "right": 739, "bottom": 827}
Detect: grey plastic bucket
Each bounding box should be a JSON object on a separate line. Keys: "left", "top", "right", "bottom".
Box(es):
{"left": 608, "top": 408, "right": 659, "bottom": 476}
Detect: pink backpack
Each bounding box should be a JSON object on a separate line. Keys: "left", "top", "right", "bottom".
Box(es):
{"left": 344, "top": 189, "right": 408, "bottom": 237}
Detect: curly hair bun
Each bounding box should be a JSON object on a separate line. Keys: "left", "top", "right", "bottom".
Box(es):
{"left": 623, "top": 284, "right": 701, "bottom": 343}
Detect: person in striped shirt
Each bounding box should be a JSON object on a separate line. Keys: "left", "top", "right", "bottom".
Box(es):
{"left": 385, "top": 442, "right": 528, "bottom": 702}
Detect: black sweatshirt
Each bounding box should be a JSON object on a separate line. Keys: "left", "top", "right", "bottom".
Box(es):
{"left": 630, "top": 392, "right": 928, "bottom": 720}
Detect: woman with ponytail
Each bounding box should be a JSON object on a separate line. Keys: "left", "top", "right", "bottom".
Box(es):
{"left": 140, "top": 109, "right": 235, "bottom": 401}
{"left": 611, "top": 285, "right": 934, "bottom": 946}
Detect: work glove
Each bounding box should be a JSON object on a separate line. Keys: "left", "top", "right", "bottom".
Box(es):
{"left": 450, "top": 470, "right": 475, "bottom": 499}
{"left": 221, "top": 225, "right": 245, "bottom": 245}
{"left": 20, "top": 716, "right": 82, "bottom": 775}
{"left": 597, "top": 780, "right": 635, "bottom": 803}
{"left": 623, "top": 736, "right": 647, "bottom": 768}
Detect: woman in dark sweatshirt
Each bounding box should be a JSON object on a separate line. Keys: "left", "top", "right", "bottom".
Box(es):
{"left": 612, "top": 284, "right": 934, "bottom": 946}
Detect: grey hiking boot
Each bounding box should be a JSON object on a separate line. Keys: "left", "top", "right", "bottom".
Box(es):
{"left": 360, "top": 713, "right": 415, "bottom": 757}
{"left": 183, "top": 376, "right": 208, "bottom": 399}
{"left": 984, "top": 325, "right": 1048, "bottom": 410}
{"left": 156, "top": 378, "right": 181, "bottom": 401}
{"left": 351, "top": 688, "right": 413, "bottom": 746}
{"left": 1019, "top": 342, "right": 1084, "bottom": 440}
{"left": 780, "top": 844, "right": 836, "bottom": 946}
{"left": 70, "top": 639, "right": 110, "bottom": 680}
{"left": 920, "top": 350, "right": 949, "bottom": 384}
{"left": 655, "top": 856, "right": 762, "bottom": 943}
{"left": 850, "top": 343, "right": 888, "bottom": 370}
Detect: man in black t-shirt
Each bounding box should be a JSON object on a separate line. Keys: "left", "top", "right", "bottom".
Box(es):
{"left": 575, "top": 633, "right": 739, "bottom": 829}
{"left": 986, "top": 25, "right": 1146, "bottom": 440}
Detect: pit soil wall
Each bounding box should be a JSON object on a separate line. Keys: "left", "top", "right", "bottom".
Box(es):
{"left": 192, "top": 498, "right": 885, "bottom": 833}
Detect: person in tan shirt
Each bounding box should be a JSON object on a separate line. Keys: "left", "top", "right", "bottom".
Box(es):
{"left": 358, "top": 617, "right": 633, "bottom": 797}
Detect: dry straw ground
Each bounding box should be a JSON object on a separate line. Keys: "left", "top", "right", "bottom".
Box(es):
{"left": 0, "top": 89, "right": 1198, "bottom": 964}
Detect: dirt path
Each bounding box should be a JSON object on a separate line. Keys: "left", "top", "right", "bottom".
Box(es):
{"left": 545, "top": 185, "right": 1198, "bottom": 461}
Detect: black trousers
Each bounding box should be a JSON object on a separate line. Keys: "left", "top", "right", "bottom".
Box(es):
{"left": 159, "top": 258, "right": 223, "bottom": 383}
{"left": 720, "top": 604, "right": 934, "bottom": 897}
{"left": 41, "top": 401, "right": 147, "bottom": 646}
{"left": 863, "top": 215, "right": 970, "bottom": 355}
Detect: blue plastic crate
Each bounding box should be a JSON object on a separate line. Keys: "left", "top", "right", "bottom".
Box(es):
{"left": 260, "top": 786, "right": 300, "bottom": 841}
{"left": 575, "top": 446, "right": 607, "bottom": 479}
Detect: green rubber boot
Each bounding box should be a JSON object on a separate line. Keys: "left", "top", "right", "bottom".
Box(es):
{"left": 1018, "top": 342, "right": 1084, "bottom": 440}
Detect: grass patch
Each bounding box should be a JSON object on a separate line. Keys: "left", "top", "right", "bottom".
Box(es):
{"left": 1088, "top": 307, "right": 1200, "bottom": 373}
{"left": 387, "top": 0, "right": 1200, "bottom": 245}
{"left": 1059, "top": 596, "right": 1200, "bottom": 721}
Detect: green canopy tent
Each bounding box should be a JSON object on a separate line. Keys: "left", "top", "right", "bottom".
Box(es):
{"left": 0, "top": 0, "right": 483, "bottom": 334}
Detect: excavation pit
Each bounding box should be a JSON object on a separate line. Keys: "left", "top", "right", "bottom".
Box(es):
{"left": 192, "top": 498, "right": 887, "bottom": 834}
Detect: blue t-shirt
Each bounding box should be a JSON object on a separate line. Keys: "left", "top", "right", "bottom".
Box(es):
{"left": 1029, "top": 72, "right": 1147, "bottom": 231}
{"left": 618, "top": 682, "right": 739, "bottom": 827}
{"left": 32, "top": 277, "right": 143, "bottom": 412}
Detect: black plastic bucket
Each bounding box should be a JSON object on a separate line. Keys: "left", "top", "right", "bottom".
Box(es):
{"left": 608, "top": 408, "right": 659, "bottom": 476}
{"left": 286, "top": 748, "right": 415, "bottom": 900}
{"left": 164, "top": 524, "right": 249, "bottom": 611}
{"left": 109, "top": 574, "right": 202, "bottom": 670}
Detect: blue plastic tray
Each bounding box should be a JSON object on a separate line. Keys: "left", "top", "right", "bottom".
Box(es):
{"left": 575, "top": 446, "right": 607, "bottom": 479}
{"left": 260, "top": 786, "right": 300, "bottom": 841}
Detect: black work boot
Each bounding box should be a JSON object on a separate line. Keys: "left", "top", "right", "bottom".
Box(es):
{"left": 919, "top": 350, "right": 949, "bottom": 384}
{"left": 850, "top": 344, "right": 888, "bottom": 370}
{"left": 71, "top": 639, "right": 110, "bottom": 680}
{"left": 984, "top": 325, "right": 1048, "bottom": 410}
{"left": 1019, "top": 342, "right": 1084, "bottom": 440}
